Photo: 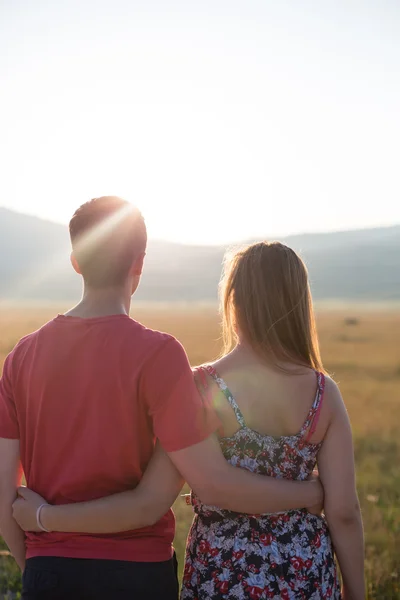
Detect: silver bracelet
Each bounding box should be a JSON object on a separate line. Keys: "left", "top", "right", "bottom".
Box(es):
{"left": 36, "top": 503, "right": 51, "bottom": 533}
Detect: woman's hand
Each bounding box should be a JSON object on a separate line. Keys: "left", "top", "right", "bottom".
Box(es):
{"left": 12, "top": 486, "right": 48, "bottom": 532}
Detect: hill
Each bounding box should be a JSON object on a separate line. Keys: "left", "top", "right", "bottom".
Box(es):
{"left": 0, "top": 207, "right": 399, "bottom": 302}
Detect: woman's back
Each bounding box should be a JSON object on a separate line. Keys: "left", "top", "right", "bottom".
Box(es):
{"left": 207, "top": 348, "right": 331, "bottom": 445}
{"left": 182, "top": 354, "right": 341, "bottom": 600}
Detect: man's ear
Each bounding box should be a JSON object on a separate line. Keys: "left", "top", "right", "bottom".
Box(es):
{"left": 70, "top": 252, "right": 82, "bottom": 275}
{"left": 131, "top": 252, "right": 145, "bottom": 276}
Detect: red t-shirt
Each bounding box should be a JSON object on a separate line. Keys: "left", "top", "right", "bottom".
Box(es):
{"left": 0, "top": 314, "right": 217, "bottom": 562}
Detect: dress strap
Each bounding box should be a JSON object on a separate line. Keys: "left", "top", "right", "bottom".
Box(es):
{"left": 300, "top": 372, "right": 326, "bottom": 443}
{"left": 204, "top": 365, "right": 247, "bottom": 428}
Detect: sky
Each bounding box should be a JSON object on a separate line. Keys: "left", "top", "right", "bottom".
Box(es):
{"left": 1, "top": 0, "right": 399, "bottom": 244}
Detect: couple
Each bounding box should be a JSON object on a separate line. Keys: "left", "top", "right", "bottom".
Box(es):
{"left": 0, "top": 196, "right": 364, "bottom": 599}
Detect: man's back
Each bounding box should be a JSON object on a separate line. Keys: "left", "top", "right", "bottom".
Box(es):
{"left": 1, "top": 314, "right": 179, "bottom": 561}
{"left": 0, "top": 197, "right": 220, "bottom": 600}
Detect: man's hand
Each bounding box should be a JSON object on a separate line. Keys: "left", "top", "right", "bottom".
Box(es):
{"left": 307, "top": 470, "right": 324, "bottom": 516}
{"left": 12, "top": 486, "right": 48, "bottom": 532}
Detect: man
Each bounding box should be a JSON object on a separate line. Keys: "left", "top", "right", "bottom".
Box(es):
{"left": 0, "top": 197, "right": 322, "bottom": 599}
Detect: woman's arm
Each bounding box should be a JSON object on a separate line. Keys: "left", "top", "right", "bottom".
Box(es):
{"left": 13, "top": 443, "right": 184, "bottom": 534}
{"left": 0, "top": 439, "right": 25, "bottom": 571}
{"left": 317, "top": 379, "right": 365, "bottom": 600}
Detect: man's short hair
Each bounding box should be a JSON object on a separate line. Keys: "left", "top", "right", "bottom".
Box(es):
{"left": 69, "top": 196, "right": 147, "bottom": 288}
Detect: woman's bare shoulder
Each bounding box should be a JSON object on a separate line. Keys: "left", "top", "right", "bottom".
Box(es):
{"left": 322, "top": 375, "right": 347, "bottom": 419}
{"left": 323, "top": 375, "right": 342, "bottom": 398}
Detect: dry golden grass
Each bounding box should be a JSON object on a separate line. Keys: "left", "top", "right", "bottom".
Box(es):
{"left": 0, "top": 305, "right": 399, "bottom": 598}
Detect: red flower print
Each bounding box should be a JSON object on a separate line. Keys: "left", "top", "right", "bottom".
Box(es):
{"left": 259, "top": 533, "right": 273, "bottom": 546}
{"left": 291, "top": 556, "right": 304, "bottom": 570}
{"left": 281, "top": 589, "right": 290, "bottom": 600}
{"left": 217, "top": 580, "right": 229, "bottom": 594}
{"left": 305, "top": 559, "right": 312, "bottom": 569}
{"left": 250, "top": 588, "right": 263, "bottom": 600}
{"left": 183, "top": 563, "right": 194, "bottom": 582}
{"left": 269, "top": 515, "right": 280, "bottom": 528}
{"left": 314, "top": 533, "right": 321, "bottom": 548}
{"left": 244, "top": 585, "right": 263, "bottom": 600}
{"left": 210, "top": 547, "right": 219, "bottom": 557}
{"left": 198, "top": 540, "right": 209, "bottom": 554}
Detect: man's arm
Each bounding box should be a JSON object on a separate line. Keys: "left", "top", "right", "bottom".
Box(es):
{"left": 168, "top": 434, "right": 322, "bottom": 514}
{"left": 0, "top": 438, "right": 25, "bottom": 571}
{"left": 13, "top": 441, "right": 320, "bottom": 535}
{"left": 146, "top": 338, "right": 323, "bottom": 515}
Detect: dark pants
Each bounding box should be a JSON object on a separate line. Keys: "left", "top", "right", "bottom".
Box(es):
{"left": 22, "top": 554, "right": 179, "bottom": 600}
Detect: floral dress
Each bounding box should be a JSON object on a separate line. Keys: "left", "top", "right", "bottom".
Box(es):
{"left": 181, "top": 366, "right": 341, "bottom": 600}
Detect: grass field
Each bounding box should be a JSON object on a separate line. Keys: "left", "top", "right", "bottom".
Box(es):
{"left": 0, "top": 305, "right": 399, "bottom": 599}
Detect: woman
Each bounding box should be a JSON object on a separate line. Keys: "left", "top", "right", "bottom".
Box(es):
{"left": 13, "top": 242, "right": 364, "bottom": 599}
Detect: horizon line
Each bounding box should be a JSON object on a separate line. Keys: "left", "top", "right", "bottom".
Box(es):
{"left": 1, "top": 204, "right": 399, "bottom": 248}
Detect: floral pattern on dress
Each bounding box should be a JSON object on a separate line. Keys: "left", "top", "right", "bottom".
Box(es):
{"left": 181, "top": 366, "right": 341, "bottom": 600}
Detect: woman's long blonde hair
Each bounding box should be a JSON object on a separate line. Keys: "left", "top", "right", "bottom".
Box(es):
{"left": 220, "top": 241, "right": 325, "bottom": 373}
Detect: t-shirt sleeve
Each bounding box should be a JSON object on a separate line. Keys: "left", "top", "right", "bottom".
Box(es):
{"left": 142, "top": 338, "right": 221, "bottom": 452}
{"left": 0, "top": 354, "right": 19, "bottom": 439}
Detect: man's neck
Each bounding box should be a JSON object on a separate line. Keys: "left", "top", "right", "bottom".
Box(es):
{"left": 65, "top": 286, "right": 132, "bottom": 319}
